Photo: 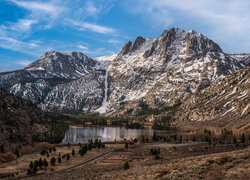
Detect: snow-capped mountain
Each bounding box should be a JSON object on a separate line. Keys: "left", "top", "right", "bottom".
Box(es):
{"left": 39, "top": 70, "right": 109, "bottom": 113}
{"left": 26, "top": 51, "right": 100, "bottom": 79}
{"left": 0, "top": 27, "right": 248, "bottom": 115}
{"left": 0, "top": 51, "right": 101, "bottom": 105}
{"left": 107, "top": 28, "right": 244, "bottom": 113}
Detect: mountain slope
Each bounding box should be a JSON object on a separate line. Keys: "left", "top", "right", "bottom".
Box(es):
{"left": 95, "top": 54, "right": 117, "bottom": 69}
{"left": 0, "top": 28, "right": 247, "bottom": 115}
{"left": 0, "top": 86, "right": 68, "bottom": 145}
{"left": 39, "top": 70, "right": 110, "bottom": 114}
{"left": 107, "top": 28, "right": 244, "bottom": 113}
{"left": 228, "top": 53, "right": 250, "bottom": 66}
{"left": 176, "top": 63, "right": 250, "bottom": 130}
{"left": 0, "top": 51, "right": 100, "bottom": 105}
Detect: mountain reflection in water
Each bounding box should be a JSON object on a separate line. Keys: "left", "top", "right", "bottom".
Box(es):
{"left": 62, "top": 127, "right": 155, "bottom": 144}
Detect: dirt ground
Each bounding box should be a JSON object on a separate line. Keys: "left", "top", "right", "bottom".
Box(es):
{"left": 0, "top": 142, "right": 249, "bottom": 180}
{"left": 0, "top": 144, "right": 120, "bottom": 178}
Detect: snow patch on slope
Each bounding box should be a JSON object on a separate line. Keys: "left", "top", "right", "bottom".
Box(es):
{"left": 95, "top": 54, "right": 117, "bottom": 69}
{"left": 95, "top": 70, "right": 109, "bottom": 114}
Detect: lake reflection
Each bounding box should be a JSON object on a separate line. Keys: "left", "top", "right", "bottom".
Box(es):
{"left": 62, "top": 127, "right": 154, "bottom": 144}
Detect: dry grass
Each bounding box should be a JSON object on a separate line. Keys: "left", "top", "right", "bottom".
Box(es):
{"left": 0, "top": 142, "right": 249, "bottom": 179}
{"left": 16, "top": 143, "right": 249, "bottom": 180}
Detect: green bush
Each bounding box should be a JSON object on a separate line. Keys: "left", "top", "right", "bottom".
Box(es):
{"left": 124, "top": 161, "right": 130, "bottom": 170}
{"left": 50, "top": 157, "right": 56, "bottom": 166}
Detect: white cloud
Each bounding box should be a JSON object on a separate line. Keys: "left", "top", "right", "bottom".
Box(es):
{"left": 77, "top": 45, "right": 88, "bottom": 51}
{"left": 15, "top": 60, "right": 33, "bottom": 66}
{"left": 1, "top": 19, "right": 37, "bottom": 33}
{"left": 84, "top": 1, "right": 98, "bottom": 16}
{"left": 10, "top": 0, "right": 61, "bottom": 17}
{"left": 108, "top": 39, "right": 120, "bottom": 44}
{"left": 10, "top": 0, "right": 65, "bottom": 29}
{"left": 0, "top": 0, "right": 117, "bottom": 57}
{"left": 0, "top": 36, "right": 40, "bottom": 55}
{"left": 67, "top": 19, "right": 115, "bottom": 34}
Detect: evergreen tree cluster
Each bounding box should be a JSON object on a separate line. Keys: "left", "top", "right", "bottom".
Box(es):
{"left": 150, "top": 148, "right": 160, "bottom": 155}
{"left": 27, "top": 158, "right": 48, "bottom": 175}
{"left": 79, "top": 145, "right": 88, "bottom": 156}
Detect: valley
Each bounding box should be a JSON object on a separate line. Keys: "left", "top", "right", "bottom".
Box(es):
{"left": 0, "top": 27, "right": 249, "bottom": 179}
{"left": 0, "top": 134, "right": 249, "bottom": 179}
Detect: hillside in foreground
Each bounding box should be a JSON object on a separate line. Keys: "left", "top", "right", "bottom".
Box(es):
{"left": 0, "top": 86, "right": 69, "bottom": 145}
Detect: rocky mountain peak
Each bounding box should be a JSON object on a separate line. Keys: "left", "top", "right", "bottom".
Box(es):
{"left": 120, "top": 41, "right": 132, "bottom": 56}
{"left": 107, "top": 27, "right": 244, "bottom": 111}
{"left": 118, "top": 36, "right": 155, "bottom": 58}
{"left": 185, "top": 31, "right": 222, "bottom": 56}
{"left": 25, "top": 51, "right": 99, "bottom": 79}
{"left": 131, "top": 36, "right": 146, "bottom": 52}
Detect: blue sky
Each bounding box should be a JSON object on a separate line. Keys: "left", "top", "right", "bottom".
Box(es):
{"left": 1, "top": 0, "right": 250, "bottom": 72}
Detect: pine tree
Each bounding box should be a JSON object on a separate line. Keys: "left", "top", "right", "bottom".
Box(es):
{"left": 98, "top": 140, "right": 101, "bottom": 148}
{"left": 43, "top": 158, "right": 48, "bottom": 168}
{"left": 72, "top": 149, "right": 75, "bottom": 156}
{"left": 125, "top": 142, "right": 128, "bottom": 149}
{"left": 193, "top": 136, "right": 196, "bottom": 141}
{"left": 29, "top": 161, "right": 33, "bottom": 169}
{"left": 124, "top": 161, "right": 130, "bottom": 170}
{"left": 40, "top": 149, "right": 46, "bottom": 155}
{"left": 58, "top": 157, "right": 62, "bottom": 164}
{"left": 179, "top": 135, "right": 183, "bottom": 143}
{"left": 88, "top": 143, "right": 92, "bottom": 151}
{"left": 14, "top": 147, "right": 20, "bottom": 157}
{"left": 50, "top": 157, "right": 56, "bottom": 166}
{"left": 241, "top": 133, "right": 245, "bottom": 143}
{"left": 0, "top": 144, "right": 4, "bottom": 154}
{"left": 142, "top": 136, "right": 145, "bottom": 143}
{"left": 32, "top": 166, "right": 37, "bottom": 174}
{"left": 34, "top": 160, "right": 38, "bottom": 168}
{"left": 38, "top": 158, "right": 43, "bottom": 168}
{"left": 84, "top": 145, "right": 88, "bottom": 153}
{"left": 66, "top": 153, "right": 70, "bottom": 160}
{"left": 153, "top": 132, "right": 157, "bottom": 141}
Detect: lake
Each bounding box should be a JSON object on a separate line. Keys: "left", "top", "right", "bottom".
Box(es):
{"left": 62, "top": 126, "right": 160, "bottom": 144}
